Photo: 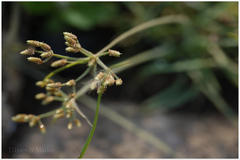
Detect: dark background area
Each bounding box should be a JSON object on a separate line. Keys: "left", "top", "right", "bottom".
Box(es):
{"left": 2, "top": 2, "right": 238, "bottom": 158}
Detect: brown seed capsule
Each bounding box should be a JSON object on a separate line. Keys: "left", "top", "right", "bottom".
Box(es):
{"left": 103, "top": 75, "right": 115, "bottom": 86}
{"left": 47, "top": 82, "right": 62, "bottom": 88}
{"left": 63, "top": 32, "right": 78, "bottom": 40}
{"left": 39, "top": 42, "right": 51, "bottom": 51}
{"left": 35, "top": 93, "right": 46, "bottom": 100}
{"left": 45, "top": 79, "right": 54, "bottom": 84}
{"left": 12, "top": 114, "right": 28, "bottom": 122}
{"left": 115, "top": 78, "right": 123, "bottom": 86}
{"left": 27, "top": 57, "right": 43, "bottom": 64}
{"left": 51, "top": 59, "right": 67, "bottom": 67}
{"left": 69, "top": 93, "right": 76, "bottom": 98}
{"left": 56, "top": 108, "right": 64, "bottom": 114}
{"left": 95, "top": 72, "right": 105, "bottom": 81}
{"left": 53, "top": 91, "right": 62, "bottom": 97}
{"left": 65, "top": 47, "right": 78, "bottom": 53}
{"left": 90, "top": 81, "right": 97, "bottom": 90}
{"left": 65, "top": 80, "right": 76, "bottom": 86}
{"left": 74, "top": 119, "right": 82, "bottom": 127}
{"left": 108, "top": 49, "right": 121, "bottom": 57}
{"left": 67, "top": 122, "right": 73, "bottom": 130}
{"left": 97, "top": 85, "right": 106, "bottom": 94}
{"left": 66, "top": 111, "right": 72, "bottom": 118}
{"left": 27, "top": 40, "right": 41, "bottom": 47}
{"left": 53, "top": 112, "right": 65, "bottom": 119}
{"left": 65, "top": 100, "right": 73, "bottom": 109}
{"left": 42, "top": 96, "right": 54, "bottom": 105}
{"left": 36, "top": 81, "right": 46, "bottom": 88}
{"left": 29, "top": 116, "right": 40, "bottom": 127}
{"left": 20, "top": 47, "right": 35, "bottom": 55}
{"left": 65, "top": 42, "right": 71, "bottom": 47}
{"left": 25, "top": 114, "right": 34, "bottom": 122}
{"left": 39, "top": 123, "right": 46, "bottom": 134}
{"left": 64, "top": 36, "right": 76, "bottom": 45}
{"left": 46, "top": 86, "right": 58, "bottom": 93}
{"left": 40, "top": 51, "right": 53, "bottom": 58}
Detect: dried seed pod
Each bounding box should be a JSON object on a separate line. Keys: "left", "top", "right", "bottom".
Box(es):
{"left": 103, "top": 75, "right": 115, "bottom": 86}
{"left": 95, "top": 72, "right": 105, "bottom": 81}
{"left": 66, "top": 111, "right": 72, "bottom": 118}
{"left": 27, "top": 57, "right": 43, "bottom": 64}
{"left": 36, "top": 81, "right": 46, "bottom": 88}
{"left": 42, "top": 96, "right": 54, "bottom": 105}
{"left": 45, "top": 79, "right": 54, "bottom": 84}
{"left": 90, "top": 81, "right": 97, "bottom": 90}
{"left": 74, "top": 119, "right": 82, "bottom": 127}
{"left": 63, "top": 32, "right": 78, "bottom": 40}
{"left": 65, "top": 100, "right": 73, "bottom": 109}
{"left": 67, "top": 122, "right": 73, "bottom": 130}
{"left": 12, "top": 114, "right": 28, "bottom": 122}
{"left": 51, "top": 59, "right": 67, "bottom": 67}
{"left": 46, "top": 86, "right": 58, "bottom": 92}
{"left": 20, "top": 47, "right": 35, "bottom": 55}
{"left": 40, "top": 51, "right": 53, "bottom": 58}
{"left": 35, "top": 93, "right": 46, "bottom": 100}
{"left": 53, "top": 91, "right": 62, "bottom": 97}
{"left": 64, "top": 36, "right": 76, "bottom": 45}
{"left": 39, "top": 123, "right": 46, "bottom": 134}
{"left": 69, "top": 93, "right": 76, "bottom": 98}
{"left": 56, "top": 108, "right": 64, "bottom": 114}
{"left": 25, "top": 114, "right": 34, "bottom": 122}
{"left": 115, "top": 78, "right": 123, "bottom": 86}
{"left": 65, "top": 47, "right": 78, "bottom": 53}
{"left": 29, "top": 116, "right": 40, "bottom": 127}
{"left": 27, "top": 40, "right": 41, "bottom": 47}
{"left": 47, "top": 82, "right": 62, "bottom": 88}
{"left": 39, "top": 42, "right": 51, "bottom": 51}
{"left": 53, "top": 112, "right": 65, "bottom": 119}
{"left": 65, "top": 80, "right": 76, "bottom": 86}
{"left": 97, "top": 85, "right": 106, "bottom": 94}
{"left": 108, "top": 49, "right": 121, "bottom": 57}
{"left": 65, "top": 42, "right": 71, "bottom": 47}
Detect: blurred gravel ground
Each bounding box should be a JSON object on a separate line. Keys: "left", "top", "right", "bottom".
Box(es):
{"left": 4, "top": 101, "right": 238, "bottom": 158}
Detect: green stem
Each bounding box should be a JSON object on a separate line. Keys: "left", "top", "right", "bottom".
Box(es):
{"left": 79, "top": 93, "right": 102, "bottom": 158}
{"left": 79, "top": 47, "right": 94, "bottom": 57}
{"left": 44, "top": 58, "right": 89, "bottom": 81}
{"left": 38, "top": 106, "right": 63, "bottom": 119}
{"left": 96, "top": 15, "right": 187, "bottom": 56}
{"left": 53, "top": 54, "right": 79, "bottom": 61}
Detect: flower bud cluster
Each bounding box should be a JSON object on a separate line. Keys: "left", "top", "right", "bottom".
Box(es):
{"left": 90, "top": 72, "right": 123, "bottom": 94}
{"left": 20, "top": 40, "right": 54, "bottom": 64}
{"left": 64, "top": 32, "right": 81, "bottom": 53}
{"left": 108, "top": 49, "right": 121, "bottom": 57}
{"left": 12, "top": 114, "right": 46, "bottom": 133}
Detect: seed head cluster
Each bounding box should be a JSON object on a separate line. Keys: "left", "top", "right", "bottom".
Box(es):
{"left": 14, "top": 32, "right": 123, "bottom": 133}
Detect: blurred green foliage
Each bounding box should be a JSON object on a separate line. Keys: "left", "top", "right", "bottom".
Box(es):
{"left": 19, "top": 2, "right": 238, "bottom": 120}
{"left": 21, "top": 2, "right": 120, "bottom": 31}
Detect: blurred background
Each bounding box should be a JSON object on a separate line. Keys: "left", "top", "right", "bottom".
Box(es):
{"left": 2, "top": 2, "right": 238, "bottom": 158}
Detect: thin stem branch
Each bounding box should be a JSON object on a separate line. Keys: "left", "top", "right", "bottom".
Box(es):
{"left": 96, "top": 15, "right": 188, "bottom": 56}
{"left": 44, "top": 58, "right": 89, "bottom": 81}
{"left": 79, "top": 47, "right": 94, "bottom": 57}
{"left": 38, "top": 107, "right": 63, "bottom": 119}
{"left": 79, "top": 93, "right": 102, "bottom": 158}
{"left": 53, "top": 54, "right": 80, "bottom": 61}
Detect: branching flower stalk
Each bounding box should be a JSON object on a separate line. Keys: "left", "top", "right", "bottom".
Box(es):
{"left": 14, "top": 32, "right": 123, "bottom": 130}
{"left": 12, "top": 15, "right": 187, "bottom": 158}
